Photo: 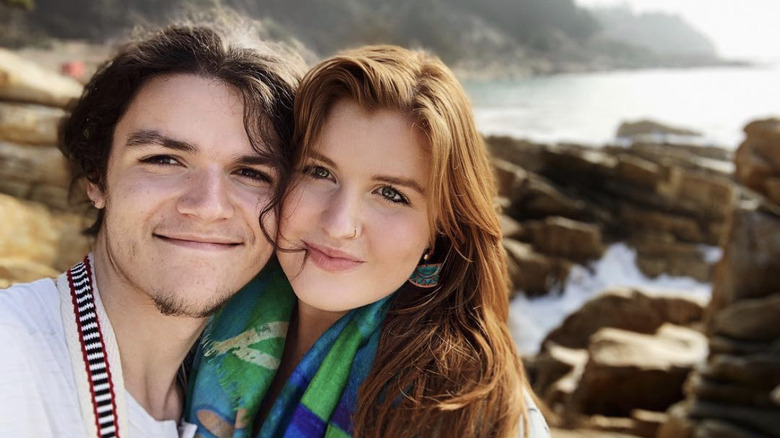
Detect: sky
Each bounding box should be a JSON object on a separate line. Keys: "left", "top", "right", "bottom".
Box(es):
{"left": 575, "top": 0, "right": 780, "bottom": 62}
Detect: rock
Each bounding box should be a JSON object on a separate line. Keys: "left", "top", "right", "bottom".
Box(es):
{"left": 709, "top": 202, "right": 780, "bottom": 315}
{"left": 533, "top": 343, "right": 588, "bottom": 403}
{"left": 586, "top": 416, "right": 637, "bottom": 437}
{"left": 549, "top": 427, "right": 642, "bottom": 438}
{"left": 616, "top": 120, "right": 701, "bottom": 140}
{"left": 500, "top": 214, "right": 524, "bottom": 241}
{"left": 0, "top": 102, "right": 65, "bottom": 145}
{"left": 698, "top": 353, "right": 780, "bottom": 390}
{"left": 541, "top": 144, "right": 617, "bottom": 185}
{"left": 708, "top": 335, "right": 780, "bottom": 357}
{"left": 710, "top": 293, "right": 780, "bottom": 342}
{"left": 0, "top": 141, "right": 70, "bottom": 188}
{"left": 688, "top": 400, "right": 780, "bottom": 438}
{"left": 523, "top": 216, "right": 604, "bottom": 262}
{"left": 657, "top": 401, "right": 695, "bottom": 438}
{"left": 630, "top": 409, "right": 667, "bottom": 438}
{"left": 492, "top": 158, "right": 528, "bottom": 198}
{"left": 614, "top": 154, "right": 662, "bottom": 191}
{"left": 687, "top": 373, "right": 776, "bottom": 407}
{"left": 571, "top": 324, "right": 707, "bottom": 416}
{"left": 0, "top": 258, "right": 59, "bottom": 284}
{"left": 486, "top": 136, "right": 546, "bottom": 174}
{"left": 503, "top": 239, "right": 571, "bottom": 296}
{"left": 618, "top": 202, "right": 711, "bottom": 244}
{"left": 695, "top": 419, "right": 768, "bottom": 438}
{"left": 632, "top": 239, "right": 713, "bottom": 282}
{"left": 0, "top": 193, "right": 91, "bottom": 271}
{"left": 543, "top": 288, "right": 705, "bottom": 350}
{"left": 505, "top": 171, "right": 589, "bottom": 221}
{"left": 772, "top": 385, "right": 780, "bottom": 407}
{"left": 764, "top": 177, "right": 780, "bottom": 205}
{"left": 0, "top": 48, "right": 83, "bottom": 108}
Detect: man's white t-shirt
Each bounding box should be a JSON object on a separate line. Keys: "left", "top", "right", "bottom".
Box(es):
{"left": 0, "top": 277, "right": 196, "bottom": 438}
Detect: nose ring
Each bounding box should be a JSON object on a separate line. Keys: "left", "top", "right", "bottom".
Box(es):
{"left": 350, "top": 227, "right": 358, "bottom": 239}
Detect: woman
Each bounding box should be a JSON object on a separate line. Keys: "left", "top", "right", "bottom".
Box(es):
{"left": 187, "top": 45, "right": 549, "bottom": 438}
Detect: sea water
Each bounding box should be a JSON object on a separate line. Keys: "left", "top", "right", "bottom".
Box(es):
{"left": 464, "top": 64, "right": 780, "bottom": 148}
{"left": 462, "top": 67, "right": 773, "bottom": 354}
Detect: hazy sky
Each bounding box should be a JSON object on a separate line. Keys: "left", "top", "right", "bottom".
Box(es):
{"left": 575, "top": 0, "right": 780, "bottom": 62}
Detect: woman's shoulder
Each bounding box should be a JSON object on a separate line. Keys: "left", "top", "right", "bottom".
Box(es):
{"left": 523, "top": 389, "right": 551, "bottom": 438}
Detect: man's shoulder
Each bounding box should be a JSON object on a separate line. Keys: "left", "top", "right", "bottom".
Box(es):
{"left": 0, "top": 277, "right": 62, "bottom": 333}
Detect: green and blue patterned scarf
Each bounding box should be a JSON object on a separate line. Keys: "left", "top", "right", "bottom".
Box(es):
{"left": 186, "top": 259, "right": 392, "bottom": 438}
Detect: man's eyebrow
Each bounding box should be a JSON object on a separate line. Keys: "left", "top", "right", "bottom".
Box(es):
{"left": 125, "top": 129, "right": 197, "bottom": 153}
{"left": 235, "top": 154, "right": 275, "bottom": 167}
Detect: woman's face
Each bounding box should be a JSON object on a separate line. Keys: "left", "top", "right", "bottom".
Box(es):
{"left": 278, "top": 99, "right": 432, "bottom": 318}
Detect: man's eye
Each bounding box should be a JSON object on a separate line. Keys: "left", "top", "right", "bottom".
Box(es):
{"left": 141, "top": 155, "right": 179, "bottom": 166}
{"left": 236, "top": 168, "right": 273, "bottom": 185}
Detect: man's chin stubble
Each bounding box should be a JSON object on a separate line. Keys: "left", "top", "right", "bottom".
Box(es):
{"left": 152, "top": 289, "right": 234, "bottom": 319}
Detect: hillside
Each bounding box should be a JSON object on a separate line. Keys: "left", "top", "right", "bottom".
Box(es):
{"left": 0, "top": 0, "right": 730, "bottom": 78}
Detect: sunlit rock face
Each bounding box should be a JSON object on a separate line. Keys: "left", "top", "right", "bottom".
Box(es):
{"left": 0, "top": 49, "right": 91, "bottom": 287}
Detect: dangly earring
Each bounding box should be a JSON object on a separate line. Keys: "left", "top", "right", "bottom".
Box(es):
{"left": 408, "top": 250, "right": 442, "bottom": 288}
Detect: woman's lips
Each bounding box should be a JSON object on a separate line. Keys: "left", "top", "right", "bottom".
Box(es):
{"left": 305, "top": 242, "right": 364, "bottom": 272}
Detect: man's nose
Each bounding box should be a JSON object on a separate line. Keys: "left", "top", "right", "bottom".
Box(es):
{"left": 177, "top": 167, "right": 234, "bottom": 222}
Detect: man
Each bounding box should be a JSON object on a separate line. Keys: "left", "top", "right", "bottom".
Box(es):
{"left": 0, "top": 24, "right": 302, "bottom": 437}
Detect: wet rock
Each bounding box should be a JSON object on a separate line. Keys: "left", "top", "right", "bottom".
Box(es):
{"left": 616, "top": 119, "right": 701, "bottom": 140}
{"left": 0, "top": 48, "right": 83, "bottom": 108}
{"left": 543, "top": 288, "right": 705, "bottom": 350}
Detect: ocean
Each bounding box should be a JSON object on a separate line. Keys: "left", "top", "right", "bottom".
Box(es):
{"left": 462, "top": 66, "right": 774, "bottom": 354}
{"left": 464, "top": 64, "right": 780, "bottom": 148}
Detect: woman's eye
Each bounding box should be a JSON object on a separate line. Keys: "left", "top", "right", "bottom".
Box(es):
{"left": 378, "top": 186, "right": 409, "bottom": 204}
{"left": 305, "top": 165, "right": 331, "bottom": 180}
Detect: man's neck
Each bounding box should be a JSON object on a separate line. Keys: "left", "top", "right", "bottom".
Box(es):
{"left": 91, "top": 248, "right": 207, "bottom": 422}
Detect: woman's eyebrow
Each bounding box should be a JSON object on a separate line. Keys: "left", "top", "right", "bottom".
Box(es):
{"left": 373, "top": 175, "right": 426, "bottom": 195}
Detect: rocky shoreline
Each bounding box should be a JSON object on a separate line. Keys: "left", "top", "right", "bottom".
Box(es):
{"left": 1, "top": 48, "right": 778, "bottom": 437}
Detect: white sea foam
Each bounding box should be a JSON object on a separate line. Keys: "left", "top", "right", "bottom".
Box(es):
{"left": 509, "top": 243, "right": 715, "bottom": 355}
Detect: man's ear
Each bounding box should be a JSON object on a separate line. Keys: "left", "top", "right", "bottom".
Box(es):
{"left": 86, "top": 181, "right": 106, "bottom": 209}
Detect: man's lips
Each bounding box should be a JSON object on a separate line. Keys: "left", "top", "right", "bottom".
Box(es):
{"left": 154, "top": 233, "right": 242, "bottom": 250}
{"left": 305, "top": 241, "right": 364, "bottom": 272}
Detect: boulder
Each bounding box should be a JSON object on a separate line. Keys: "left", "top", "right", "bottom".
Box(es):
{"left": 688, "top": 400, "right": 780, "bottom": 438}
{"left": 492, "top": 158, "right": 528, "bottom": 198}
{"left": 614, "top": 154, "right": 662, "bottom": 191}
{"left": 543, "top": 288, "right": 705, "bottom": 350}
{"left": 0, "top": 141, "right": 70, "bottom": 187}
{"left": 710, "top": 293, "right": 780, "bottom": 342}
{"left": 0, "top": 258, "right": 59, "bottom": 284}
{"left": 657, "top": 401, "right": 695, "bottom": 438}
{"left": 571, "top": 324, "right": 707, "bottom": 416}
{"left": 695, "top": 419, "right": 768, "bottom": 438}
{"left": 503, "top": 239, "right": 571, "bottom": 296}
{"left": 698, "top": 353, "right": 780, "bottom": 390}
{"left": 0, "top": 48, "right": 83, "bottom": 108}
{"left": 499, "top": 214, "right": 524, "bottom": 240}
{"left": 617, "top": 202, "right": 710, "bottom": 244}
{"left": 616, "top": 120, "right": 701, "bottom": 140}
{"left": 687, "top": 373, "right": 776, "bottom": 407}
{"left": 523, "top": 216, "right": 604, "bottom": 262}
{"left": 0, "top": 102, "right": 65, "bottom": 145}
{"left": 632, "top": 239, "right": 713, "bottom": 282}
{"left": 0, "top": 193, "right": 91, "bottom": 272}
{"left": 533, "top": 343, "right": 588, "bottom": 405}
{"left": 709, "top": 204, "right": 780, "bottom": 317}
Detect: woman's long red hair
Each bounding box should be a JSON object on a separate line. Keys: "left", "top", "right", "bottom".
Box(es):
{"left": 293, "top": 45, "right": 529, "bottom": 437}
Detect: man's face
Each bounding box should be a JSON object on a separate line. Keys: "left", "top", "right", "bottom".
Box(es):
{"left": 87, "top": 73, "right": 276, "bottom": 318}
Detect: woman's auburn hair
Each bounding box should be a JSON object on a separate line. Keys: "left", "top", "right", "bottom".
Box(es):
{"left": 293, "top": 45, "right": 528, "bottom": 437}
